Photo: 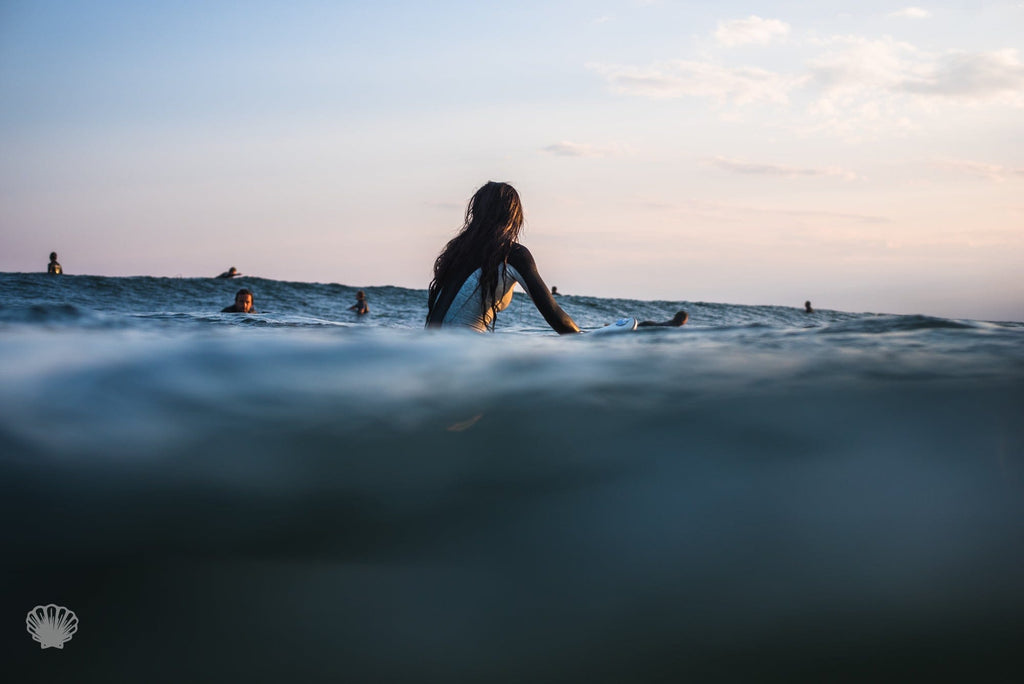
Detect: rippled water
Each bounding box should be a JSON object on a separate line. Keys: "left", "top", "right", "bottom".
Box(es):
{"left": 2, "top": 272, "right": 1022, "bottom": 682}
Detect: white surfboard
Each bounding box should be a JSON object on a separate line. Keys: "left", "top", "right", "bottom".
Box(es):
{"left": 587, "top": 317, "right": 638, "bottom": 336}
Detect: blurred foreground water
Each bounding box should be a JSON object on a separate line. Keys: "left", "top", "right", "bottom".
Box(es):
{"left": 2, "top": 273, "right": 1022, "bottom": 682}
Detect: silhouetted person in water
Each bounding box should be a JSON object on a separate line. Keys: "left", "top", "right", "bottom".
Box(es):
{"left": 349, "top": 290, "right": 369, "bottom": 315}
{"left": 426, "top": 181, "right": 581, "bottom": 333}
{"left": 804, "top": 301, "right": 814, "bottom": 314}
{"left": 222, "top": 289, "right": 256, "bottom": 313}
{"left": 551, "top": 286, "right": 560, "bottom": 296}
{"left": 638, "top": 310, "right": 689, "bottom": 327}
{"left": 217, "top": 267, "right": 241, "bottom": 278}
{"left": 47, "top": 252, "right": 62, "bottom": 275}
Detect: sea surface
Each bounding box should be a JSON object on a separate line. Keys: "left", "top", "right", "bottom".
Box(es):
{"left": 2, "top": 272, "right": 1023, "bottom": 682}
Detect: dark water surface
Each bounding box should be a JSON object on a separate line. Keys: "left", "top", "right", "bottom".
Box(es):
{"left": 2, "top": 273, "right": 1022, "bottom": 682}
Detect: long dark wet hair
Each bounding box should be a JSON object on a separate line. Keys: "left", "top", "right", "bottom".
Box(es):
{"left": 427, "top": 181, "right": 524, "bottom": 327}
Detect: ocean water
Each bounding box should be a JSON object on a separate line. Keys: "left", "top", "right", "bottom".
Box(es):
{"left": 2, "top": 272, "right": 1023, "bottom": 682}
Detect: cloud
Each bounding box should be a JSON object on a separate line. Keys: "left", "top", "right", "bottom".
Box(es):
{"left": 587, "top": 61, "right": 800, "bottom": 104}
{"left": 933, "top": 159, "right": 1024, "bottom": 182}
{"left": 591, "top": 36, "right": 1024, "bottom": 136}
{"left": 803, "top": 39, "right": 1024, "bottom": 132}
{"left": 775, "top": 208, "right": 887, "bottom": 225}
{"left": 705, "top": 156, "right": 858, "bottom": 180}
{"left": 897, "top": 49, "right": 1024, "bottom": 100}
{"left": 542, "top": 141, "right": 625, "bottom": 158}
{"left": 629, "top": 197, "right": 886, "bottom": 225}
{"left": 715, "top": 16, "right": 790, "bottom": 47}
{"left": 806, "top": 36, "right": 919, "bottom": 98}
{"left": 889, "top": 7, "right": 932, "bottom": 19}
{"left": 803, "top": 39, "right": 1024, "bottom": 106}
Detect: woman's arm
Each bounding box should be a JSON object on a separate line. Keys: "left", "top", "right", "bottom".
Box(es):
{"left": 507, "top": 245, "right": 581, "bottom": 334}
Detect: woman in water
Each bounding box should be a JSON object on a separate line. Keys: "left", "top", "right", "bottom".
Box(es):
{"left": 426, "top": 182, "right": 580, "bottom": 333}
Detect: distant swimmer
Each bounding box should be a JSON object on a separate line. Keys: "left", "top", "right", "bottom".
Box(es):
{"left": 638, "top": 310, "right": 689, "bottom": 327}
{"left": 426, "top": 181, "right": 581, "bottom": 334}
{"left": 222, "top": 289, "right": 256, "bottom": 313}
{"left": 349, "top": 290, "right": 369, "bottom": 315}
{"left": 551, "top": 286, "right": 560, "bottom": 296}
{"left": 804, "top": 300, "right": 814, "bottom": 314}
{"left": 217, "top": 267, "right": 242, "bottom": 279}
{"left": 47, "top": 252, "right": 62, "bottom": 275}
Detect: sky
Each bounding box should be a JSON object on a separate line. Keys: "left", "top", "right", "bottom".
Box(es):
{"left": 1, "top": 0, "right": 1022, "bottom": 320}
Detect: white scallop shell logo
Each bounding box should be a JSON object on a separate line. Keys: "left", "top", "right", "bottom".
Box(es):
{"left": 26, "top": 604, "right": 79, "bottom": 649}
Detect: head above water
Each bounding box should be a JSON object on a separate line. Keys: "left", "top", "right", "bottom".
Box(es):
{"left": 235, "top": 288, "right": 254, "bottom": 313}
{"left": 356, "top": 290, "right": 366, "bottom": 300}
{"left": 49, "top": 252, "right": 57, "bottom": 261}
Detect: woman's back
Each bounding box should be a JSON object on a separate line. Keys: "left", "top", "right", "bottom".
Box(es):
{"left": 428, "top": 243, "right": 579, "bottom": 333}
{"left": 427, "top": 182, "right": 580, "bottom": 334}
